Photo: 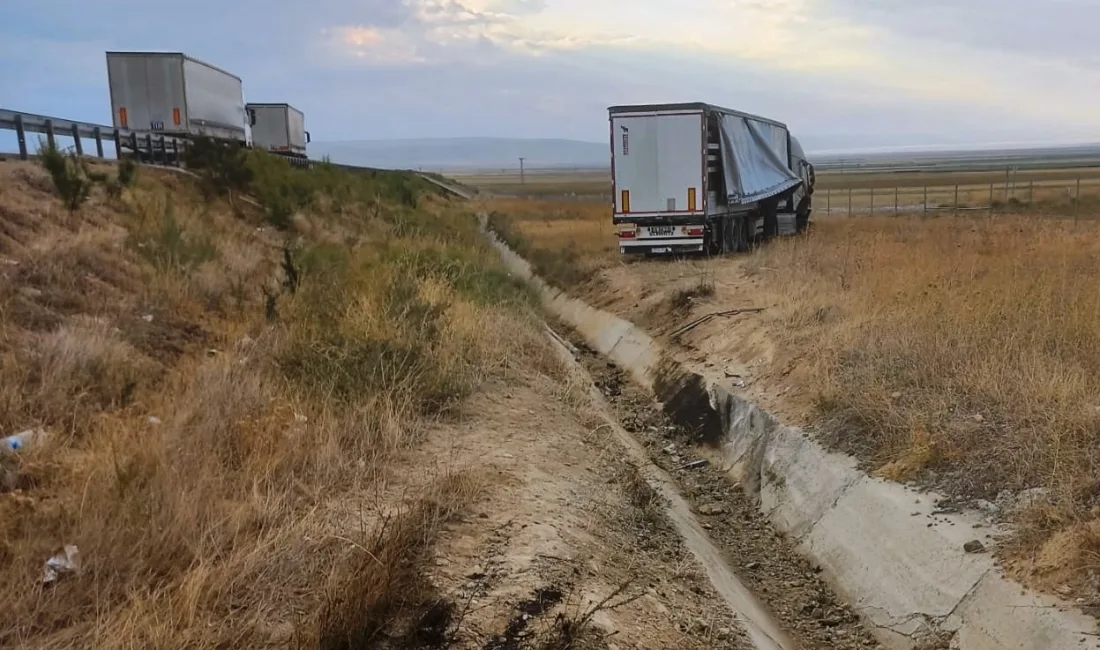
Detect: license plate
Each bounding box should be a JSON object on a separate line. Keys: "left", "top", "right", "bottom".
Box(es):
{"left": 650, "top": 247, "right": 671, "bottom": 254}
{"left": 647, "top": 226, "right": 674, "bottom": 237}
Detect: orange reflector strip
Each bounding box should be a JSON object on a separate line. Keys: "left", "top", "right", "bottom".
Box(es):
{"left": 119, "top": 107, "right": 128, "bottom": 127}
{"left": 621, "top": 190, "right": 631, "bottom": 213}
{"left": 688, "top": 187, "right": 697, "bottom": 210}
{"left": 172, "top": 108, "right": 181, "bottom": 126}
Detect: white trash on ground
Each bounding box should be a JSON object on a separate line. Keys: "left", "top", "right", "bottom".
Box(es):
{"left": 43, "top": 545, "right": 81, "bottom": 585}
{"left": 3, "top": 428, "right": 46, "bottom": 452}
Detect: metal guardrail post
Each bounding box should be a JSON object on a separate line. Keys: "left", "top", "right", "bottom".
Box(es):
{"left": 129, "top": 132, "right": 138, "bottom": 158}
{"left": 71, "top": 123, "right": 83, "bottom": 156}
{"left": 14, "top": 113, "right": 27, "bottom": 160}
{"left": 172, "top": 139, "right": 180, "bottom": 167}
{"left": 94, "top": 127, "right": 104, "bottom": 158}
{"left": 114, "top": 129, "right": 122, "bottom": 158}
{"left": 145, "top": 134, "right": 153, "bottom": 163}
{"left": 44, "top": 119, "right": 55, "bottom": 151}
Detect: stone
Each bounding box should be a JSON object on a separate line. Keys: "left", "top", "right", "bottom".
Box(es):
{"left": 963, "top": 540, "right": 986, "bottom": 554}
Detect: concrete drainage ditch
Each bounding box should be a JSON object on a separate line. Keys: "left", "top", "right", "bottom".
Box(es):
{"left": 482, "top": 215, "right": 1095, "bottom": 650}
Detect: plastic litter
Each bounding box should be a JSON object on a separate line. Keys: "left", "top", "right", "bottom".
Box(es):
{"left": 3, "top": 428, "right": 46, "bottom": 452}
{"left": 43, "top": 545, "right": 81, "bottom": 584}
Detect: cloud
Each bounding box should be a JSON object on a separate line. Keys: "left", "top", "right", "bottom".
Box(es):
{"left": 2, "top": 0, "right": 1099, "bottom": 149}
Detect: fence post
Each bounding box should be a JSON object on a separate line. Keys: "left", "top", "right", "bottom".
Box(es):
{"left": 145, "top": 134, "right": 153, "bottom": 164}
{"left": 172, "top": 139, "right": 180, "bottom": 167}
{"left": 114, "top": 130, "right": 123, "bottom": 159}
{"left": 826, "top": 188, "right": 831, "bottom": 214}
{"left": 954, "top": 185, "right": 959, "bottom": 216}
{"left": 923, "top": 186, "right": 928, "bottom": 214}
{"left": 94, "top": 127, "right": 104, "bottom": 157}
{"left": 894, "top": 186, "right": 899, "bottom": 214}
{"left": 870, "top": 187, "right": 875, "bottom": 214}
{"left": 1029, "top": 181, "right": 1034, "bottom": 205}
{"left": 14, "top": 114, "right": 28, "bottom": 160}
{"left": 158, "top": 136, "right": 166, "bottom": 165}
{"left": 129, "top": 132, "right": 138, "bottom": 159}
{"left": 848, "top": 187, "right": 853, "bottom": 217}
{"left": 71, "top": 124, "right": 83, "bottom": 156}
{"left": 989, "top": 183, "right": 994, "bottom": 216}
{"left": 1076, "top": 178, "right": 1081, "bottom": 221}
{"left": 44, "top": 119, "right": 55, "bottom": 151}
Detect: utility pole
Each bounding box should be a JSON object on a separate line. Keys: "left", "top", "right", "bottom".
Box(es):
{"left": 519, "top": 157, "right": 526, "bottom": 185}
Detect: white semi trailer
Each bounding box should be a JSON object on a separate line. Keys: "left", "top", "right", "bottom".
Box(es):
{"left": 246, "top": 103, "right": 310, "bottom": 159}
{"left": 106, "top": 51, "right": 248, "bottom": 145}
{"left": 609, "top": 102, "right": 815, "bottom": 256}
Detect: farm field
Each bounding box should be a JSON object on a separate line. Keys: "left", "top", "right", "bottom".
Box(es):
{"left": 459, "top": 166, "right": 1100, "bottom": 212}
{"left": 487, "top": 187, "right": 1100, "bottom": 605}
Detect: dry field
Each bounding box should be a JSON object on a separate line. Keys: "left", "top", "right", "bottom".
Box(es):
{"left": 0, "top": 156, "right": 790, "bottom": 650}
{"left": 455, "top": 171, "right": 610, "bottom": 198}
{"left": 456, "top": 167, "right": 1100, "bottom": 214}
{"left": 489, "top": 193, "right": 1100, "bottom": 602}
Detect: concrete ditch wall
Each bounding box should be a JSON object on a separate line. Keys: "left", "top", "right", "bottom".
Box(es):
{"left": 484, "top": 222, "right": 1095, "bottom": 650}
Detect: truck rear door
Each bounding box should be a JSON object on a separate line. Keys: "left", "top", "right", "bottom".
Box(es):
{"left": 611, "top": 110, "right": 704, "bottom": 220}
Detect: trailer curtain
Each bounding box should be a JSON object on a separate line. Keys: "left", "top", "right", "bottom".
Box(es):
{"left": 719, "top": 114, "right": 802, "bottom": 205}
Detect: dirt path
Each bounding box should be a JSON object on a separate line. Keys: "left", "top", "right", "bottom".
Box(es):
{"left": 377, "top": 369, "right": 756, "bottom": 649}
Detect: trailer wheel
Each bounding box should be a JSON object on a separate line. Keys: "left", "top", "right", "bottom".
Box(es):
{"left": 760, "top": 197, "right": 780, "bottom": 239}
{"left": 732, "top": 216, "right": 750, "bottom": 253}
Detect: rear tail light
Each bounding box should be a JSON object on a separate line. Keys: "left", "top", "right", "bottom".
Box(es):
{"left": 618, "top": 226, "right": 637, "bottom": 239}
{"left": 686, "top": 227, "right": 704, "bottom": 237}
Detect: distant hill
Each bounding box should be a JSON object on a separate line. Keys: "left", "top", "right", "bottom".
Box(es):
{"left": 309, "top": 137, "right": 608, "bottom": 172}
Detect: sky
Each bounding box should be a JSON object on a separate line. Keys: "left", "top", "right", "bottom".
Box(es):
{"left": 3, "top": 0, "right": 1100, "bottom": 152}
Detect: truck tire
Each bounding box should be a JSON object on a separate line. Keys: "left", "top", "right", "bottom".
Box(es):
{"left": 796, "top": 197, "right": 811, "bottom": 234}
{"left": 732, "top": 215, "right": 750, "bottom": 253}
{"left": 762, "top": 198, "right": 780, "bottom": 239}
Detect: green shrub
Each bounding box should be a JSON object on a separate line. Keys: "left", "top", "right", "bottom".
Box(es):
{"left": 38, "top": 142, "right": 91, "bottom": 213}
{"left": 184, "top": 136, "right": 253, "bottom": 199}
{"left": 129, "top": 198, "right": 217, "bottom": 272}
{"left": 118, "top": 157, "right": 138, "bottom": 187}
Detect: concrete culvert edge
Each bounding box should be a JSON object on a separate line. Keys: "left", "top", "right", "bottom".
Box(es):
{"left": 482, "top": 215, "right": 1100, "bottom": 650}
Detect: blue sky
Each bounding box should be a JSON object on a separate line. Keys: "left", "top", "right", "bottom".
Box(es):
{"left": 3, "top": 0, "right": 1100, "bottom": 151}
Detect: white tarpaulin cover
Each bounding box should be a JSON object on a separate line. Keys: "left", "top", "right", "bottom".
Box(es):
{"left": 719, "top": 114, "right": 802, "bottom": 205}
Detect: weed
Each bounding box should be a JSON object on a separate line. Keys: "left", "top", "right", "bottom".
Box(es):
{"left": 184, "top": 135, "right": 253, "bottom": 200}
{"left": 38, "top": 141, "right": 91, "bottom": 213}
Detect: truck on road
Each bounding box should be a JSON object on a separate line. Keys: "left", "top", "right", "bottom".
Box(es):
{"left": 106, "top": 51, "right": 248, "bottom": 147}
{"left": 246, "top": 103, "right": 310, "bottom": 159}
{"left": 609, "top": 102, "right": 815, "bottom": 256}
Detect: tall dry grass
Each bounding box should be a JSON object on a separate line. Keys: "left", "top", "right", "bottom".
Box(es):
{"left": 750, "top": 215, "right": 1100, "bottom": 591}
{"left": 484, "top": 198, "right": 618, "bottom": 288}
{"left": 0, "top": 160, "right": 552, "bottom": 648}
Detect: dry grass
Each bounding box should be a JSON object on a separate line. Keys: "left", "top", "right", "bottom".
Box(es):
{"left": 484, "top": 198, "right": 618, "bottom": 289}
{"left": 746, "top": 214, "right": 1100, "bottom": 592}
{"left": 0, "top": 159, "right": 551, "bottom": 648}
{"left": 457, "top": 171, "right": 610, "bottom": 198}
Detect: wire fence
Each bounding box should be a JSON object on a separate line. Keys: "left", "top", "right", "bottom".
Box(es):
{"left": 820, "top": 177, "right": 1100, "bottom": 218}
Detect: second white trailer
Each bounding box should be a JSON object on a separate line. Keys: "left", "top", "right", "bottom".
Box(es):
{"left": 246, "top": 103, "right": 310, "bottom": 158}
